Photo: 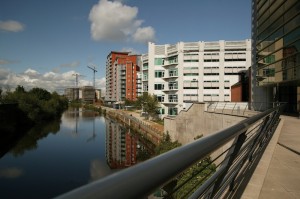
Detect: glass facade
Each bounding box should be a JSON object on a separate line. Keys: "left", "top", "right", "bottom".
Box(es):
{"left": 253, "top": 0, "right": 300, "bottom": 113}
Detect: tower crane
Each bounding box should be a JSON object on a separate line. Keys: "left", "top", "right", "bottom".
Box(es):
{"left": 72, "top": 73, "right": 85, "bottom": 87}
{"left": 87, "top": 65, "right": 98, "bottom": 88}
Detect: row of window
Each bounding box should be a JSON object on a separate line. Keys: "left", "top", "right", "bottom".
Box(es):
{"left": 203, "top": 87, "right": 230, "bottom": 89}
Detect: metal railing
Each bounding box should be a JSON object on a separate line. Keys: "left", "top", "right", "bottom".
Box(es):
{"left": 56, "top": 104, "right": 284, "bottom": 199}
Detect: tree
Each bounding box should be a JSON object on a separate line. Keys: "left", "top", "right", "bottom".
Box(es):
{"left": 1, "top": 86, "right": 68, "bottom": 123}
{"left": 29, "top": 87, "right": 51, "bottom": 101}
{"left": 155, "top": 132, "right": 181, "bottom": 155}
{"left": 135, "top": 92, "right": 160, "bottom": 119}
{"left": 15, "top": 85, "right": 26, "bottom": 93}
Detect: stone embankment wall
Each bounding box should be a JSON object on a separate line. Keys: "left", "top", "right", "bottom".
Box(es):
{"left": 102, "top": 107, "right": 163, "bottom": 145}
{"left": 164, "top": 103, "right": 254, "bottom": 145}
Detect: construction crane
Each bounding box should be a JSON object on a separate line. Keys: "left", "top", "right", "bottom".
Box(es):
{"left": 87, "top": 65, "right": 98, "bottom": 88}
{"left": 72, "top": 73, "right": 85, "bottom": 87}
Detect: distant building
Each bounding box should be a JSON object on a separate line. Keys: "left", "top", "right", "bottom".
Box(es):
{"left": 251, "top": 0, "right": 300, "bottom": 113}
{"left": 81, "top": 86, "right": 95, "bottom": 103}
{"left": 64, "top": 87, "right": 79, "bottom": 101}
{"left": 105, "top": 51, "right": 141, "bottom": 104}
{"left": 95, "top": 89, "right": 102, "bottom": 100}
{"left": 142, "top": 40, "right": 251, "bottom": 117}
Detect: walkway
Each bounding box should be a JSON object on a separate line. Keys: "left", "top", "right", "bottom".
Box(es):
{"left": 243, "top": 116, "right": 300, "bottom": 198}
{"left": 121, "top": 110, "right": 164, "bottom": 132}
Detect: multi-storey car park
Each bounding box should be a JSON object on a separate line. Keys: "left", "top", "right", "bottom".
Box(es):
{"left": 142, "top": 40, "right": 251, "bottom": 117}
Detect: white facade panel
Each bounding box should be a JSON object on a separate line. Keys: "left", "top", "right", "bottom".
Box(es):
{"left": 143, "top": 40, "right": 251, "bottom": 117}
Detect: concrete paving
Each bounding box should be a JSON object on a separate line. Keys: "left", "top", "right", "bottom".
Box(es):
{"left": 243, "top": 116, "right": 300, "bottom": 199}
{"left": 258, "top": 116, "right": 300, "bottom": 199}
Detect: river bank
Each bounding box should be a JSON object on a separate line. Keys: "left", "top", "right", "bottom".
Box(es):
{"left": 95, "top": 105, "right": 164, "bottom": 144}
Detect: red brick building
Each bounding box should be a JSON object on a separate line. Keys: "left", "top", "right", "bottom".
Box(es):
{"left": 105, "top": 51, "right": 141, "bottom": 104}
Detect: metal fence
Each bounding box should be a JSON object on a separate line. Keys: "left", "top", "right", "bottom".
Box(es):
{"left": 56, "top": 104, "right": 284, "bottom": 199}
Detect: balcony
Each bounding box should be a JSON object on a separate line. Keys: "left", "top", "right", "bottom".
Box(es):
{"left": 162, "top": 99, "right": 178, "bottom": 105}
{"left": 162, "top": 74, "right": 178, "bottom": 80}
{"left": 162, "top": 60, "right": 178, "bottom": 68}
{"left": 162, "top": 86, "right": 178, "bottom": 93}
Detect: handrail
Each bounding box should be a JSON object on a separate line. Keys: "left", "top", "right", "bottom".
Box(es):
{"left": 55, "top": 104, "right": 284, "bottom": 199}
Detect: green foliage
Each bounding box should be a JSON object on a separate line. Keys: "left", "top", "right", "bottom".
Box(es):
{"left": 29, "top": 87, "right": 51, "bottom": 100}
{"left": 1, "top": 85, "right": 68, "bottom": 123}
{"left": 155, "top": 132, "right": 181, "bottom": 155}
{"left": 135, "top": 92, "right": 160, "bottom": 119}
{"left": 173, "top": 157, "right": 216, "bottom": 198}
{"left": 161, "top": 134, "right": 216, "bottom": 198}
{"left": 124, "top": 98, "right": 135, "bottom": 106}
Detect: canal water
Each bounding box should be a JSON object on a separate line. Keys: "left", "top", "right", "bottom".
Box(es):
{"left": 0, "top": 108, "right": 153, "bottom": 199}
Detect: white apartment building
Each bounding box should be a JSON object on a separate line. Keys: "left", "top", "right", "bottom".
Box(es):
{"left": 142, "top": 40, "right": 251, "bottom": 117}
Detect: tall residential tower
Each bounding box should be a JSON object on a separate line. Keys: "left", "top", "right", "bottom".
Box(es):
{"left": 105, "top": 51, "right": 141, "bottom": 104}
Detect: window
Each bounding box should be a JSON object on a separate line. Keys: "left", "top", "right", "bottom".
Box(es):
{"left": 225, "top": 48, "right": 246, "bottom": 51}
{"left": 161, "top": 108, "right": 165, "bottom": 114}
{"left": 169, "top": 69, "right": 178, "bottom": 77}
{"left": 155, "top": 70, "right": 165, "bottom": 78}
{"left": 168, "top": 82, "right": 178, "bottom": 89}
{"left": 154, "top": 84, "right": 164, "bottom": 90}
{"left": 224, "top": 73, "right": 240, "bottom": 75}
{"left": 183, "top": 94, "right": 198, "bottom": 96}
{"left": 168, "top": 107, "right": 178, "bottom": 116}
{"left": 204, "top": 87, "right": 219, "bottom": 89}
{"left": 166, "top": 56, "right": 178, "bottom": 64}
{"left": 155, "top": 58, "right": 164, "bottom": 65}
{"left": 204, "top": 59, "right": 219, "bottom": 62}
{"left": 168, "top": 94, "right": 178, "bottom": 102}
{"left": 143, "top": 84, "right": 148, "bottom": 91}
{"left": 204, "top": 73, "right": 219, "bottom": 75}
{"left": 184, "top": 67, "right": 198, "bottom": 69}
{"left": 262, "top": 68, "right": 275, "bottom": 77}
{"left": 157, "top": 95, "right": 165, "bottom": 102}
{"left": 225, "top": 58, "right": 246, "bottom": 61}
{"left": 184, "top": 87, "right": 198, "bottom": 89}
{"left": 184, "top": 59, "right": 199, "bottom": 62}
{"left": 184, "top": 73, "right": 199, "bottom": 76}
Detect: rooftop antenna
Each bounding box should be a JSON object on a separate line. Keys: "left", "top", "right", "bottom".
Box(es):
{"left": 87, "top": 65, "right": 98, "bottom": 88}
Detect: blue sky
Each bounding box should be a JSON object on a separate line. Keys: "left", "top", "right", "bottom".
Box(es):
{"left": 0, "top": 0, "right": 251, "bottom": 93}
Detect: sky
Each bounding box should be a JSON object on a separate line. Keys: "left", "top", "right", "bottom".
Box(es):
{"left": 0, "top": 0, "right": 251, "bottom": 94}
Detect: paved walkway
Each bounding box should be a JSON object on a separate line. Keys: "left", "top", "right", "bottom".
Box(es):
{"left": 243, "top": 115, "right": 300, "bottom": 198}
{"left": 258, "top": 116, "right": 300, "bottom": 199}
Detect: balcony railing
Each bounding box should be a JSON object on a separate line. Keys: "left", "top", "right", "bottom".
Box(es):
{"left": 56, "top": 104, "right": 285, "bottom": 199}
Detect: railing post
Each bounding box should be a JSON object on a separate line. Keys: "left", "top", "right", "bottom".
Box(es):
{"left": 222, "top": 102, "right": 227, "bottom": 114}
{"left": 209, "top": 131, "right": 247, "bottom": 198}
{"left": 232, "top": 103, "right": 237, "bottom": 115}
{"left": 248, "top": 115, "right": 271, "bottom": 162}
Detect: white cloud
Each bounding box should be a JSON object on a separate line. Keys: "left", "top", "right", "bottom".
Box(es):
{"left": 0, "top": 68, "right": 106, "bottom": 94}
{"left": 132, "top": 27, "right": 155, "bottom": 44}
{"left": 89, "top": 0, "right": 155, "bottom": 43}
{"left": 0, "top": 20, "right": 25, "bottom": 32}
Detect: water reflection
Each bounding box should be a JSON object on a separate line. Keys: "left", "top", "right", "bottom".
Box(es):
{"left": 105, "top": 117, "right": 153, "bottom": 169}
{"left": 0, "top": 108, "right": 154, "bottom": 199}
{"left": 0, "top": 167, "right": 23, "bottom": 179}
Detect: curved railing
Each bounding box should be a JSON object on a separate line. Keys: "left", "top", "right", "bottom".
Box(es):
{"left": 55, "top": 104, "right": 284, "bottom": 199}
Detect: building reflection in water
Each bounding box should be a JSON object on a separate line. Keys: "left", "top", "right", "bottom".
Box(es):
{"left": 105, "top": 117, "right": 152, "bottom": 169}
